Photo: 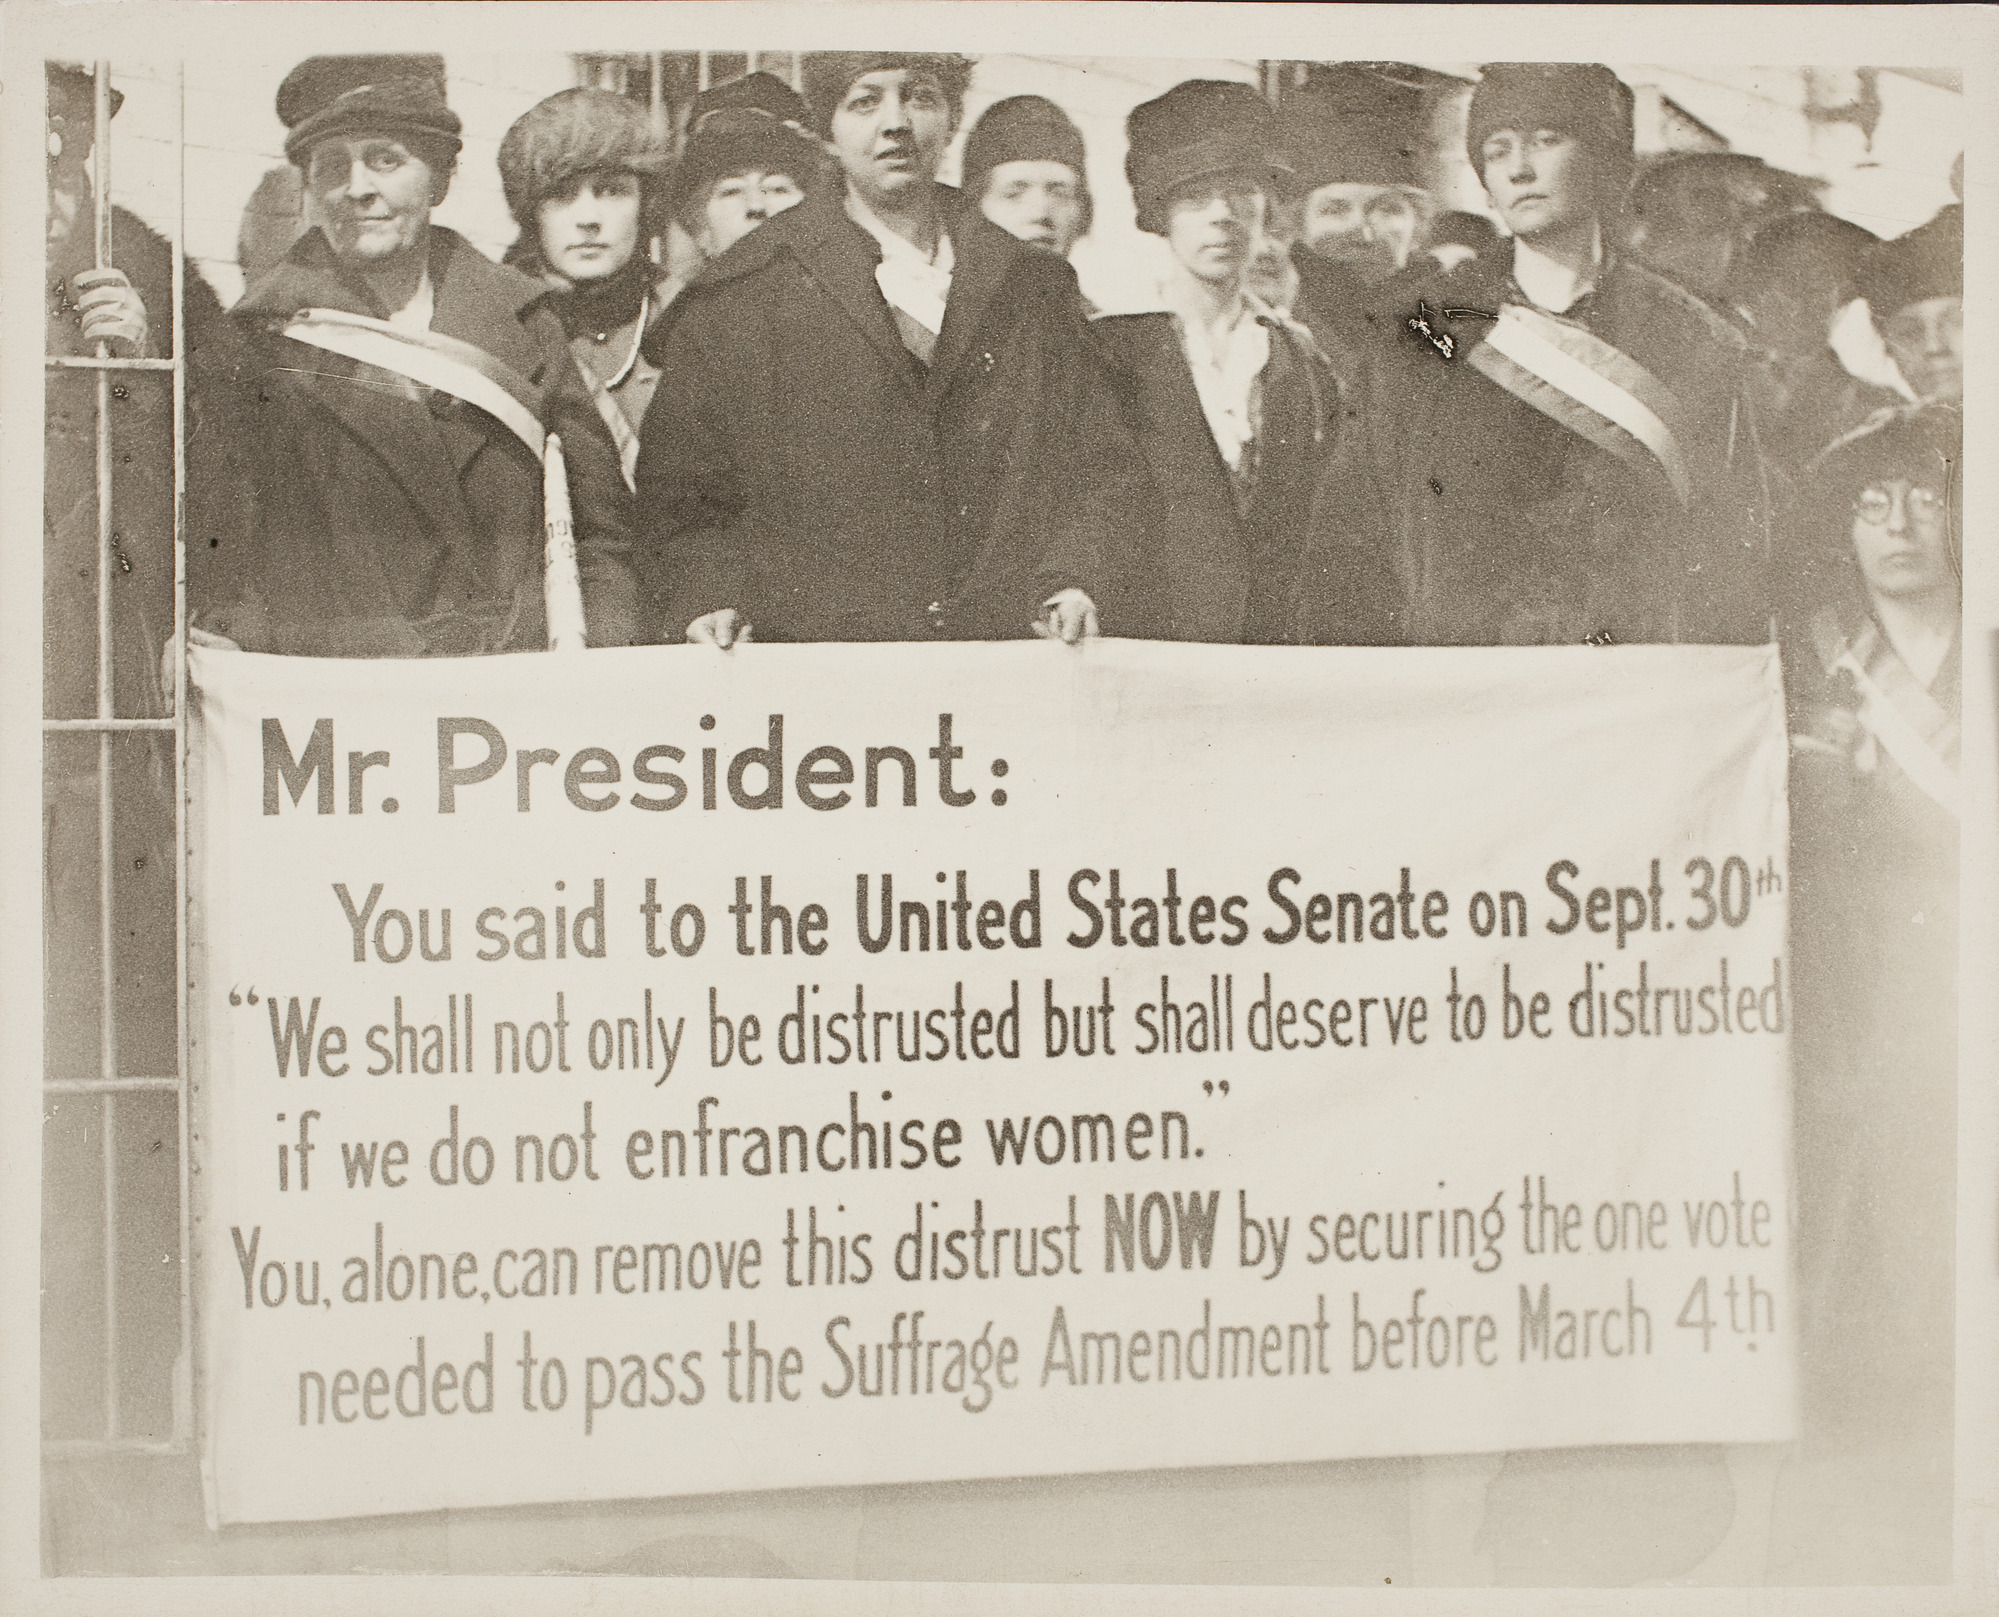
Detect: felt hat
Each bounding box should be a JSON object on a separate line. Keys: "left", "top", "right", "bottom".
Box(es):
{"left": 799, "top": 52, "right": 974, "bottom": 137}
{"left": 276, "top": 54, "right": 462, "bottom": 168}
{"left": 673, "top": 73, "right": 825, "bottom": 215}
{"left": 1277, "top": 68, "right": 1424, "bottom": 191}
{"left": 963, "top": 95, "right": 1088, "bottom": 195}
{"left": 1858, "top": 204, "right": 1962, "bottom": 319}
{"left": 1465, "top": 62, "right": 1633, "bottom": 189}
{"left": 1124, "top": 78, "right": 1284, "bottom": 236}
{"left": 689, "top": 69, "right": 808, "bottom": 129}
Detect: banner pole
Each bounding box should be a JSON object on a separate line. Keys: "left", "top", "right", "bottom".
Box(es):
{"left": 542, "top": 435, "right": 588, "bottom": 651}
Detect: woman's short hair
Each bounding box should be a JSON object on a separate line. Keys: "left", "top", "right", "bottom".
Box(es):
{"left": 799, "top": 53, "right": 974, "bottom": 138}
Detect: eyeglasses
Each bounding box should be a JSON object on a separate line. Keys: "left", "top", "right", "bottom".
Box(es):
{"left": 1852, "top": 484, "right": 1945, "bottom": 523}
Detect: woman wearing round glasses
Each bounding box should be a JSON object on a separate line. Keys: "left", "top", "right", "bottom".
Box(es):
{"left": 1785, "top": 400, "right": 1959, "bottom": 1463}
{"left": 1790, "top": 403, "right": 1961, "bottom": 835}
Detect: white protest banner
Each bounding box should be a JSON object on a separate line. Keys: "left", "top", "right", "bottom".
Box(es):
{"left": 189, "top": 641, "right": 1792, "bottom": 1526}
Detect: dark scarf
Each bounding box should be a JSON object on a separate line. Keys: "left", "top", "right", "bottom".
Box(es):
{"left": 542, "top": 257, "right": 655, "bottom": 342}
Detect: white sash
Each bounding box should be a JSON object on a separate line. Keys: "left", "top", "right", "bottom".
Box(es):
{"left": 1471, "top": 304, "right": 1693, "bottom": 508}
{"left": 284, "top": 309, "right": 548, "bottom": 456}
{"left": 1829, "top": 644, "right": 1960, "bottom": 817}
{"left": 281, "top": 308, "right": 588, "bottom": 651}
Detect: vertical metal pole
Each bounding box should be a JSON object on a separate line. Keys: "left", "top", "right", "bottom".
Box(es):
{"left": 788, "top": 54, "right": 803, "bottom": 96}
{"left": 92, "top": 59, "right": 121, "bottom": 1443}
{"left": 697, "top": 50, "right": 711, "bottom": 93}
{"left": 647, "top": 52, "right": 669, "bottom": 269}
{"left": 172, "top": 61, "right": 194, "bottom": 1447}
{"left": 747, "top": 50, "right": 759, "bottom": 77}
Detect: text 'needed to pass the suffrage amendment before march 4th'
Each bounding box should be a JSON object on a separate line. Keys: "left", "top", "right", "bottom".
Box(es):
{"left": 187, "top": 639, "right": 1793, "bottom": 1525}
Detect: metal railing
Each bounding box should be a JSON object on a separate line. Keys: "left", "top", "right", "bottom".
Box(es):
{"left": 42, "top": 60, "right": 193, "bottom": 1457}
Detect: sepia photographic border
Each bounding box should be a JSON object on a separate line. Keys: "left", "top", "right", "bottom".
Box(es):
{"left": 2, "top": 1, "right": 1994, "bottom": 1611}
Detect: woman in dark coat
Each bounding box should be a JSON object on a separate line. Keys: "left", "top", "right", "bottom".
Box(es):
{"left": 210, "top": 56, "right": 636, "bottom": 657}
{"left": 1091, "top": 80, "right": 1337, "bottom": 645}
{"left": 635, "top": 52, "right": 1137, "bottom": 646}
{"left": 1301, "top": 64, "right": 1774, "bottom": 649}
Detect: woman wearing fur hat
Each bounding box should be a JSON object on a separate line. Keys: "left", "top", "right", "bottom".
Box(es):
{"left": 1091, "top": 80, "right": 1337, "bottom": 644}
{"left": 1300, "top": 61, "right": 1774, "bottom": 648}
{"left": 635, "top": 52, "right": 1137, "bottom": 646}
{"left": 217, "top": 55, "right": 636, "bottom": 656}
{"left": 499, "top": 87, "right": 674, "bottom": 473}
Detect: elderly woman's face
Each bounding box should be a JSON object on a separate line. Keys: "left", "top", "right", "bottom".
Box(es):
{"left": 305, "top": 134, "right": 436, "bottom": 266}
{"left": 1851, "top": 475, "right": 1955, "bottom": 602}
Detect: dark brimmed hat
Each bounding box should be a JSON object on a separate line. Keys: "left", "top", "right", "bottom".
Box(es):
{"left": 689, "top": 69, "right": 807, "bottom": 129}
{"left": 277, "top": 54, "right": 462, "bottom": 168}
{"left": 672, "top": 110, "right": 826, "bottom": 219}
{"left": 1277, "top": 68, "right": 1423, "bottom": 192}
{"left": 671, "top": 72, "right": 824, "bottom": 217}
{"left": 1125, "top": 79, "right": 1285, "bottom": 237}
{"left": 1466, "top": 63, "right": 1633, "bottom": 191}
{"left": 1811, "top": 400, "right": 1960, "bottom": 491}
{"left": 799, "top": 52, "right": 974, "bottom": 137}
{"left": 1858, "top": 205, "right": 1962, "bottom": 320}
{"left": 498, "top": 88, "right": 669, "bottom": 229}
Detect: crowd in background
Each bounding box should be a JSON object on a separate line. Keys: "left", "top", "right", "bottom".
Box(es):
{"left": 46, "top": 54, "right": 1963, "bottom": 673}
{"left": 45, "top": 48, "right": 1964, "bottom": 1530}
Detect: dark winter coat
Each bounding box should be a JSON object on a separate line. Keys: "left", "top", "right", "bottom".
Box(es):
{"left": 633, "top": 186, "right": 1142, "bottom": 643}
{"left": 44, "top": 205, "right": 230, "bottom": 1078}
{"left": 1091, "top": 308, "right": 1336, "bottom": 644}
{"left": 1304, "top": 244, "right": 1774, "bottom": 648}
{"left": 46, "top": 205, "right": 243, "bottom": 717}
{"left": 1288, "top": 248, "right": 1409, "bottom": 397}
{"left": 216, "top": 226, "right": 637, "bottom": 656}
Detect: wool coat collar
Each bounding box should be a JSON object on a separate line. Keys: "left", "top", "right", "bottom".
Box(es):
{"left": 236, "top": 224, "right": 554, "bottom": 381}
{"left": 686, "top": 182, "right": 1060, "bottom": 403}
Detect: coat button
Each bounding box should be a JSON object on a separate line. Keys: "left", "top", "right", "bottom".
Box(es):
{"left": 979, "top": 351, "right": 995, "bottom": 374}
{"left": 926, "top": 600, "right": 946, "bottom": 632}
